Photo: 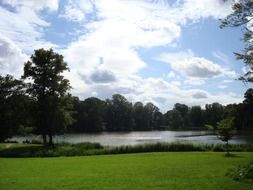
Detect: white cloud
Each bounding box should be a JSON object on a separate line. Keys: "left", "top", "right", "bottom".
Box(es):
{"left": 0, "top": 2, "right": 57, "bottom": 53}
{"left": 0, "top": 0, "right": 242, "bottom": 111}
{"left": 158, "top": 50, "right": 237, "bottom": 81}
{"left": 59, "top": 0, "right": 94, "bottom": 22}
{"left": 0, "top": 35, "right": 28, "bottom": 78}
{"left": 179, "top": 0, "right": 234, "bottom": 23}
{"left": 1, "top": 0, "right": 59, "bottom": 11}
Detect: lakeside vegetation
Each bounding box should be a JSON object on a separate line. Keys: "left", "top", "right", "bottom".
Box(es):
{"left": 1, "top": 142, "right": 253, "bottom": 158}
{"left": 1, "top": 152, "right": 253, "bottom": 190}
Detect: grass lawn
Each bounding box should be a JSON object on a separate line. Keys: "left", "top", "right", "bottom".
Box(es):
{"left": 0, "top": 152, "right": 253, "bottom": 190}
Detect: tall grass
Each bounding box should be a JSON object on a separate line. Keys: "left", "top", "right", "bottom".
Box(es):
{"left": 0, "top": 142, "right": 253, "bottom": 157}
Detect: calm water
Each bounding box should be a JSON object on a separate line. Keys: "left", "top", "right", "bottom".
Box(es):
{"left": 10, "top": 131, "right": 253, "bottom": 146}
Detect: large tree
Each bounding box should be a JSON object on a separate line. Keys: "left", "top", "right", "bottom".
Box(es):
{"left": 22, "top": 48, "right": 73, "bottom": 145}
{"left": 221, "top": 0, "right": 253, "bottom": 82}
{"left": 0, "top": 75, "right": 29, "bottom": 141}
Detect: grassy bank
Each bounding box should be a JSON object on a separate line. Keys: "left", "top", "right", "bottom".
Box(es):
{"left": 1, "top": 152, "right": 253, "bottom": 190}
{"left": 1, "top": 142, "right": 253, "bottom": 157}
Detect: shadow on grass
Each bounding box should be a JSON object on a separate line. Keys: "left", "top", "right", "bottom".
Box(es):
{"left": 224, "top": 153, "right": 244, "bottom": 158}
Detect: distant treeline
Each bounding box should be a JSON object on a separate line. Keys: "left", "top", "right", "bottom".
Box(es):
{"left": 69, "top": 91, "right": 253, "bottom": 132}
{"left": 1, "top": 48, "right": 253, "bottom": 144}
{"left": 1, "top": 73, "right": 253, "bottom": 142}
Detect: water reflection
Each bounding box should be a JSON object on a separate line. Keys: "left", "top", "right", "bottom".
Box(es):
{"left": 10, "top": 131, "right": 253, "bottom": 146}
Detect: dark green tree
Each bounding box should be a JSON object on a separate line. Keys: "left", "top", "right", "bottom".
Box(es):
{"left": 164, "top": 109, "right": 184, "bottom": 130}
{"left": 104, "top": 94, "right": 134, "bottom": 131}
{"left": 133, "top": 102, "right": 149, "bottom": 131}
{"left": 144, "top": 102, "right": 160, "bottom": 130}
{"left": 75, "top": 97, "right": 105, "bottom": 132}
{"left": 204, "top": 103, "right": 224, "bottom": 127}
{"left": 221, "top": 0, "right": 253, "bottom": 82}
{"left": 153, "top": 111, "right": 164, "bottom": 130}
{"left": 242, "top": 88, "right": 253, "bottom": 128}
{"left": 0, "top": 75, "right": 29, "bottom": 141}
{"left": 207, "top": 117, "right": 235, "bottom": 155}
{"left": 174, "top": 103, "right": 189, "bottom": 128}
{"left": 22, "top": 48, "right": 73, "bottom": 145}
{"left": 189, "top": 106, "right": 204, "bottom": 129}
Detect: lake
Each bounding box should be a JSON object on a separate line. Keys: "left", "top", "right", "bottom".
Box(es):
{"left": 10, "top": 130, "right": 253, "bottom": 146}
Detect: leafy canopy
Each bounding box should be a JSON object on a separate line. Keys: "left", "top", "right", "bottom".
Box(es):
{"left": 221, "top": 0, "right": 253, "bottom": 82}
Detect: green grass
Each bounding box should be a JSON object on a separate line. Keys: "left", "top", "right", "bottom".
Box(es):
{"left": 1, "top": 152, "right": 253, "bottom": 190}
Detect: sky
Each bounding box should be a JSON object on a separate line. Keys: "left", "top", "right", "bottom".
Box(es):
{"left": 0, "top": 0, "right": 252, "bottom": 112}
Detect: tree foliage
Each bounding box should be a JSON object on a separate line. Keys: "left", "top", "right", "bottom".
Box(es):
{"left": 22, "top": 48, "right": 73, "bottom": 145}
{"left": 72, "top": 97, "right": 105, "bottom": 132}
{"left": 0, "top": 75, "right": 30, "bottom": 141}
{"left": 221, "top": 0, "right": 253, "bottom": 82}
{"left": 206, "top": 117, "right": 235, "bottom": 155}
{"left": 104, "top": 94, "right": 134, "bottom": 131}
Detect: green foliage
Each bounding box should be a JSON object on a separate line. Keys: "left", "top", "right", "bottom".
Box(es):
{"left": 1, "top": 152, "right": 253, "bottom": 190}
{"left": 206, "top": 117, "right": 235, "bottom": 155}
{"left": 204, "top": 102, "right": 224, "bottom": 127}
{"left": 1, "top": 142, "right": 253, "bottom": 158}
{"left": 164, "top": 109, "right": 184, "bottom": 129}
{"left": 189, "top": 106, "right": 204, "bottom": 128}
{"left": 227, "top": 162, "right": 253, "bottom": 182}
{"left": 216, "top": 117, "right": 235, "bottom": 143}
{"left": 104, "top": 94, "right": 134, "bottom": 131}
{"left": 221, "top": 0, "right": 253, "bottom": 82}
{"left": 22, "top": 48, "right": 73, "bottom": 145}
{"left": 72, "top": 97, "right": 105, "bottom": 132}
{"left": 0, "top": 75, "right": 31, "bottom": 141}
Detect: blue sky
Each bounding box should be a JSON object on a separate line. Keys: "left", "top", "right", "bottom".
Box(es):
{"left": 0, "top": 0, "right": 252, "bottom": 112}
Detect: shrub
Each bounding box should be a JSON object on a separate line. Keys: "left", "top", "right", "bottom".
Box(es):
{"left": 227, "top": 162, "right": 253, "bottom": 182}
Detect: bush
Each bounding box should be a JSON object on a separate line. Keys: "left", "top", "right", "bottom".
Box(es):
{"left": 227, "top": 162, "right": 253, "bottom": 182}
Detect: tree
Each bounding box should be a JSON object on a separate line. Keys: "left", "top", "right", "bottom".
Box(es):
{"left": 133, "top": 102, "right": 149, "bottom": 131}
{"left": 224, "top": 103, "right": 242, "bottom": 130}
{"left": 22, "top": 48, "right": 73, "bottom": 145}
{"left": 164, "top": 109, "right": 184, "bottom": 130}
{"left": 189, "top": 106, "right": 204, "bottom": 129}
{"left": 104, "top": 94, "right": 134, "bottom": 131}
{"left": 0, "top": 75, "right": 28, "bottom": 141}
{"left": 72, "top": 97, "right": 105, "bottom": 132}
{"left": 242, "top": 88, "right": 253, "bottom": 128}
{"left": 221, "top": 0, "right": 253, "bottom": 82}
{"left": 204, "top": 103, "right": 224, "bottom": 127}
{"left": 217, "top": 118, "right": 235, "bottom": 155}
{"left": 144, "top": 102, "right": 160, "bottom": 130}
{"left": 174, "top": 103, "right": 189, "bottom": 128}
{"left": 206, "top": 117, "right": 235, "bottom": 155}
